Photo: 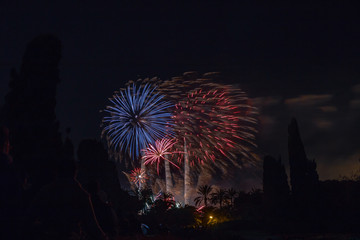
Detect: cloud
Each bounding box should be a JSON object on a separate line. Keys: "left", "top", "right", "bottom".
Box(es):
{"left": 285, "top": 94, "right": 332, "bottom": 107}
{"left": 314, "top": 119, "right": 333, "bottom": 129}
{"left": 350, "top": 99, "right": 360, "bottom": 109}
{"left": 260, "top": 115, "right": 276, "bottom": 126}
{"left": 317, "top": 151, "right": 360, "bottom": 180}
{"left": 318, "top": 105, "right": 338, "bottom": 113}
{"left": 252, "top": 96, "right": 281, "bottom": 108}
{"left": 352, "top": 84, "right": 360, "bottom": 93}
{"left": 259, "top": 115, "right": 277, "bottom": 136}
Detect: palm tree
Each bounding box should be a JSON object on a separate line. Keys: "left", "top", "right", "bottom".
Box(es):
{"left": 211, "top": 188, "right": 227, "bottom": 209}
{"left": 194, "top": 185, "right": 213, "bottom": 207}
{"left": 226, "top": 188, "right": 237, "bottom": 208}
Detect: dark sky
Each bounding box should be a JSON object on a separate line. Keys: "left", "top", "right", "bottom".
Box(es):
{"left": 1, "top": 1, "right": 360, "bottom": 181}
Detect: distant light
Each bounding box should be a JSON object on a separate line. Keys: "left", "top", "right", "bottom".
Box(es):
{"left": 209, "top": 216, "right": 213, "bottom": 219}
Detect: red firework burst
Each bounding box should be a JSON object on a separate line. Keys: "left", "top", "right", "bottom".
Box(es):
{"left": 134, "top": 72, "right": 259, "bottom": 173}
{"left": 130, "top": 168, "right": 148, "bottom": 186}
{"left": 172, "top": 85, "right": 258, "bottom": 171}
{"left": 142, "top": 138, "right": 180, "bottom": 174}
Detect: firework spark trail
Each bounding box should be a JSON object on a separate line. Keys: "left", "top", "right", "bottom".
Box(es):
{"left": 142, "top": 138, "right": 180, "bottom": 174}
{"left": 101, "top": 74, "right": 259, "bottom": 203}
{"left": 102, "top": 83, "right": 174, "bottom": 161}
{"left": 138, "top": 72, "right": 259, "bottom": 173}
{"left": 124, "top": 73, "right": 259, "bottom": 205}
{"left": 173, "top": 84, "right": 258, "bottom": 173}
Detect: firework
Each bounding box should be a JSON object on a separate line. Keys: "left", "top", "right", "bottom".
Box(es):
{"left": 130, "top": 168, "right": 148, "bottom": 186}
{"left": 139, "top": 72, "right": 258, "bottom": 170}
{"left": 196, "top": 205, "right": 205, "bottom": 213}
{"left": 173, "top": 85, "right": 258, "bottom": 171}
{"left": 127, "top": 73, "right": 259, "bottom": 204}
{"left": 142, "top": 73, "right": 258, "bottom": 170}
{"left": 102, "top": 83, "right": 173, "bottom": 160}
{"left": 142, "top": 138, "right": 180, "bottom": 174}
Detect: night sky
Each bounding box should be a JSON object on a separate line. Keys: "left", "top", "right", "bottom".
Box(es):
{"left": 1, "top": 1, "right": 359, "bottom": 183}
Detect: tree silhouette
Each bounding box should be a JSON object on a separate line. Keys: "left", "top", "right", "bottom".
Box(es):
{"left": 288, "top": 118, "right": 319, "bottom": 200}
{"left": 194, "top": 185, "right": 213, "bottom": 207}
{"left": 211, "top": 188, "right": 227, "bottom": 209}
{"left": 138, "top": 187, "right": 154, "bottom": 210}
{"left": 0, "top": 34, "right": 63, "bottom": 190}
{"left": 263, "top": 155, "right": 289, "bottom": 216}
{"left": 226, "top": 188, "right": 238, "bottom": 208}
{"left": 154, "top": 192, "right": 175, "bottom": 210}
{"left": 288, "top": 118, "right": 319, "bottom": 219}
{"left": 76, "top": 139, "right": 126, "bottom": 213}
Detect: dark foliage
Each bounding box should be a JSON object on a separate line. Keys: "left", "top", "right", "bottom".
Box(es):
{"left": 2, "top": 35, "right": 360, "bottom": 239}
{"left": 288, "top": 118, "right": 319, "bottom": 201}
{"left": 0, "top": 35, "right": 64, "bottom": 191}
{"left": 194, "top": 184, "right": 213, "bottom": 207}
{"left": 263, "top": 155, "right": 290, "bottom": 217}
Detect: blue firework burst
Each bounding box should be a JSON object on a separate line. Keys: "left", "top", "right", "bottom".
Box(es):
{"left": 102, "top": 83, "right": 173, "bottom": 159}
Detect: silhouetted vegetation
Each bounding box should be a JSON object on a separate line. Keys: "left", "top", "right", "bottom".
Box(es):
{"left": 1, "top": 35, "right": 64, "bottom": 192}
{"left": 194, "top": 184, "right": 213, "bottom": 207}
{"left": 1, "top": 35, "right": 360, "bottom": 239}
{"left": 263, "top": 155, "right": 290, "bottom": 218}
